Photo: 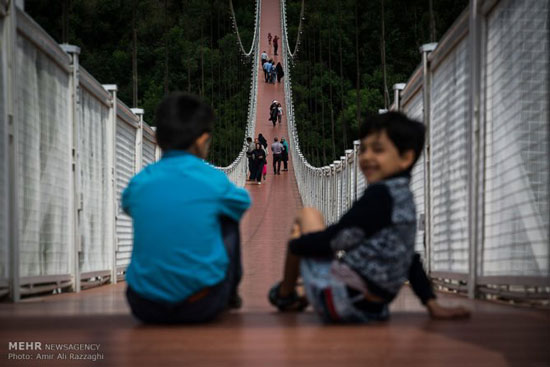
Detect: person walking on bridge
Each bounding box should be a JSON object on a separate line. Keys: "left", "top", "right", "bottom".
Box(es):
{"left": 276, "top": 62, "right": 284, "bottom": 83}
{"left": 273, "top": 35, "right": 279, "bottom": 55}
{"left": 271, "top": 137, "right": 284, "bottom": 175}
{"left": 263, "top": 59, "right": 273, "bottom": 83}
{"left": 281, "top": 137, "right": 289, "bottom": 171}
{"left": 252, "top": 143, "right": 266, "bottom": 185}
{"left": 261, "top": 50, "right": 268, "bottom": 67}
{"left": 246, "top": 137, "right": 255, "bottom": 180}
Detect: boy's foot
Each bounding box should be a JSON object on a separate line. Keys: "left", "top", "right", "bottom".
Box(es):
{"left": 268, "top": 282, "right": 309, "bottom": 312}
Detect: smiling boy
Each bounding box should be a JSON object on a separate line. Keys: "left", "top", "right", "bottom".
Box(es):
{"left": 269, "top": 112, "right": 469, "bottom": 322}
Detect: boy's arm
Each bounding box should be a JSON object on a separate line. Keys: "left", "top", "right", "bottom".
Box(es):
{"left": 219, "top": 178, "right": 252, "bottom": 222}
{"left": 408, "top": 253, "right": 471, "bottom": 319}
{"left": 408, "top": 253, "right": 436, "bottom": 304}
{"left": 289, "top": 184, "right": 393, "bottom": 258}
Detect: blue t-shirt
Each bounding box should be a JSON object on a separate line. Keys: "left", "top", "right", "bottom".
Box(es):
{"left": 122, "top": 150, "right": 251, "bottom": 303}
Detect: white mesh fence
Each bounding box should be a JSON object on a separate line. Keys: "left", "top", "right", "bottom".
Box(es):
{"left": 78, "top": 85, "right": 111, "bottom": 273}
{"left": 482, "top": 0, "right": 549, "bottom": 277}
{"left": 403, "top": 91, "right": 426, "bottom": 258}
{"left": 281, "top": 0, "right": 362, "bottom": 225}
{"left": 115, "top": 114, "right": 137, "bottom": 272}
{"left": 429, "top": 38, "right": 470, "bottom": 274}
{"left": 216, "top": 0, "right": 261, "bottom": 187}
{"left": 16, "top": 33, "right": 72, "bottom": 277}
{"left": 398, "top": 0, "right": 549, "bottom": 286}
{"left": 142, "top": 125, "right": 156, "bottom": 167}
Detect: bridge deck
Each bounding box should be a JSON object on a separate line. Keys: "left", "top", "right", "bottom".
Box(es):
{"left": 0, "top": 0, "right": 548, "bottom": 366}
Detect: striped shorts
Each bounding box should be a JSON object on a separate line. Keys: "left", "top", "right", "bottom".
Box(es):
{"left": 300, "top": 258, "right": 389, "bottom": 323}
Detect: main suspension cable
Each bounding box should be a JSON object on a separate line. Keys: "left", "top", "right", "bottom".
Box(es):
{"left": 229, "top": 0, "right": 261, "bottom": 58}
{"left": 281, "top": 0, "right": 305, "bottom": 59}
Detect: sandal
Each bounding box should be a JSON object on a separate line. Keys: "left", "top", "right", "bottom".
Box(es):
{"left": 268, "top": 282, "right": 309, "bottom": 312}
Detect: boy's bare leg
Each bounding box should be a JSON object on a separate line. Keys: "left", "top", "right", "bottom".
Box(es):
{"left": 279, "top": 208, "right": 326, "bottom": 297}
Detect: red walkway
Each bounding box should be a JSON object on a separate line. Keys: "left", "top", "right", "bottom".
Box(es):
{"left": 239, "top": 0, "right": 301, "bottom": 312}
{"left": 0, "top": 1, "right": 548, "bottom": 367}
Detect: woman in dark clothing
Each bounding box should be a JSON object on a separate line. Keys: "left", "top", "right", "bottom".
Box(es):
{"left": 252, "top": 143, "right": 266, "bottom": 185}
{"left": 258, "top": 133, "right": 268, "bottom": 150}
{"left": 273, "top": 35, "right": 279, "bottom": 55}
{"left": 270, "top": 106, "right": 278, "bottom": 126}
{"left": 275, "top": 62, "right": 284, "bottom": 83}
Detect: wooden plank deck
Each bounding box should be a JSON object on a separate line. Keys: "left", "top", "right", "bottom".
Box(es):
{"left": 0, "top": 1, "right": 548, "bottom": 366}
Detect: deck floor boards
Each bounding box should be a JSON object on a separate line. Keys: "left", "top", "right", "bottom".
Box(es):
{"left": 1, "top": 0, "right": 549, "bottom": 366}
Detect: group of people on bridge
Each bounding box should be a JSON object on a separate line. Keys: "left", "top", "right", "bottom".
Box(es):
{"left": 246, "top": 133, "right": 289, "bottom": 185}
{"left": 261, "top": 51, "right": 284, "bottom": 84}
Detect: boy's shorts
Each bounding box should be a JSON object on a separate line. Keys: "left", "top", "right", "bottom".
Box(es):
{"left": 300, "top": 258, "right": 389, "bottom": 323}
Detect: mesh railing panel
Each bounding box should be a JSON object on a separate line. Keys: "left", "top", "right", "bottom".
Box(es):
{"left": 429, "top": 38, "right": 470, "bottom": 273}
{"left": 142, "top": 126, "right": 156, "bottom": 167}
{"left": 217, "top": 0, "right": 261, "bottom": 187}
{"left": 281, "top": 0, "right": 362, "bottom": 225}
{"left": 403, "top": 91, "right": 426, "bottom": 258}
{"left": 78, "top": 88, "right": 111, "bottom": 273}
{"left": 115, "top": 119, "right": 136, "bottom": 271}
{"left": 482, "top": 0, "right": 549, "bottom": 277}
{"left": 16, "top": 34, "right": 72, "bottom": 277}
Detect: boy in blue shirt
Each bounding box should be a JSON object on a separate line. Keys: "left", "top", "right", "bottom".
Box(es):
{"left": 269, "top": 112, "right": 469, "bottom": 322}
{"left": 123, "top": 93, "right": 251, "bottom": 324}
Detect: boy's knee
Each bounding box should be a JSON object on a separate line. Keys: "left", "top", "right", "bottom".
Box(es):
{"left": 296, "top": 207, "right": 325, "bottom": 233}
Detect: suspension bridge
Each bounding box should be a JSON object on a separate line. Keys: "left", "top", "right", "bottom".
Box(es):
{"left": 0, "top": 0, "right": 549, "bottom": 366}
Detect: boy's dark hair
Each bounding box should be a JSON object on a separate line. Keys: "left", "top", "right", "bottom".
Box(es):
{"left": 155, "top": 92, "right": 214, "bottom": 151}
{"left": 359, "top": 111, "right": 425, "bottom": 171}
{"left": 246, "top": 137, "right": 252, "bottom": 143}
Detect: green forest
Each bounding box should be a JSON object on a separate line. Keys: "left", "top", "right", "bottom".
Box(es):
{"left": 25, "top": 0, "right": 467, "bottom": 167}
{"left": 284, "top": 0, "right": 467, "bottom": 166}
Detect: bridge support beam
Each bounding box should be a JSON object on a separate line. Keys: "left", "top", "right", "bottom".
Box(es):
{"left": 4, "top": 0, "right": 20, "bottom": 302}
{"left": 467, "top": 0, "right": 483, "bottom": 300}
{"left": 61, "top": 44, "right": 82, "bottom": 293}
{"left": 419, "top": 42, "right": 437, "bottom": 275}
{"left": 103, "top": 84, "right": 119, "bottom": 285}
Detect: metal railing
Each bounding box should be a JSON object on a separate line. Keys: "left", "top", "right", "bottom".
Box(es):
{"left": 215, "top": 0, "right": 261, "bottom": 187}
{"left": 281, "top": 0, "right": 549, "bottom": 302}
{"left": 280, "top": 0, "right": 365, "bottom": 225}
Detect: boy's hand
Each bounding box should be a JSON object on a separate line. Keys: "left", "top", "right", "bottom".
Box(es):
{"left": 426, "top": 299, "right": 471, "bottom": 320}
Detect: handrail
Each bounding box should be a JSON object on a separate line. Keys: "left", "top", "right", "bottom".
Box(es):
{"left": 215, "top": 0, "right": 261, "bottom": 187}
{"left": 229, "top": 0, "right": 261, "bottom": 58}
{"left": 280, "top": 0, "right": 305, "bottom": 59}
{"left": 280, "top": 0, "right": 362, "bottom": 224}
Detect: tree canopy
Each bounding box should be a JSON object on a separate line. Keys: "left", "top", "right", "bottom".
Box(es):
{"left": 25, "top": 0, "right": 467, "bottom": 167}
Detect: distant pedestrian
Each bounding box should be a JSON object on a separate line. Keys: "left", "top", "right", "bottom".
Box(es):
{"left": 270, "top": 64, "right": 277, "bottom": 84}
{"left": 281, "top": 137, "right": 289, "bottom": 171}
{"left": 263, "top": 59, "right": 272, "bottom": 83}
{"left": 271, "top": 137, "right": 284, "bottom": 175}
{"left": 269, "top": 101, "right": 278, "bottom": 126}
{"left": 270, "top": 105, "right": 279, "bottom": 126}
{"left": 246, "top": 137, "right": 255, "bottom": 180}
{"left": 252, "top": 143, "right": 266, "bottom": 185}
{"left": 275, "top": 62, "right": 284, "bottom": 83}
{"left": 258, "top": 133, "right": 268, "bottom": 151}
{"left": 268, "top": 32, "right": 272, "bottom": 46}
{"left": 273, "top": 35, "right": 279, "bottom": 55}
{"left": 261, "top": 51, "right": 268, "bottom": 66}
